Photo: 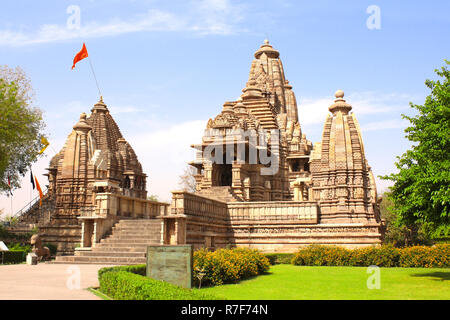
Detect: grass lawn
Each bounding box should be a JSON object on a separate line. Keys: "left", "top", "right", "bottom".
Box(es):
{"left": 196, "top": 264, "right": 450, "bottom": 300}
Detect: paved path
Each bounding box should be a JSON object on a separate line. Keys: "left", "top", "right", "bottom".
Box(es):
{"left": 0, "top": 263, "right": 112, "bottom": 300}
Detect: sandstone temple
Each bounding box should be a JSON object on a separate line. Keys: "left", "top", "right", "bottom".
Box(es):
{"left": 12, "top": 40, "right": 383, "bottom": 264}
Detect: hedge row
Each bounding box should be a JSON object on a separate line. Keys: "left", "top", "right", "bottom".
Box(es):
{"left": 98, "top": 264, "right": 146, "bottom": 279}
{"left": 1, "top": 250, "right": 27, "bottom": 264}
{"left": 265, "top": 253, "right": 294, "bottom": 265}
{"left": 98, "top": 266, "right": 216, "bottom": 300}
{"left": 292, "top": 244, "right": 450, "bottom": 268}
{"left": 193, "top": 247, "right": 270, "bottom": 287}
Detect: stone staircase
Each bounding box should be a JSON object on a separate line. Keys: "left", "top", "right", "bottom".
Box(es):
{"left": 54, "top": 218, "right": 162, "bottom": 265}
{"left": 197, "top": 186, "right": 239, "bottom": 202}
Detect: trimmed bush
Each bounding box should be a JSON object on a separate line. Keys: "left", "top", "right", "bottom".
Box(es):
{"left": 399, "top": 245, "right": 449, "bottom": 268}
{"left": 98, "top": 264, "right": 146, "bottom": 279}
{"left": 1, "top": 250, "right": 26, "bottom": 264}
{"left": 193, "top": 247, "right": 270, "bottom": 287}
{"left": 98, "top": 267, "right": 216, "bottom": 300}
{"left": 292, "top": 244, "right": 450, "bottom": 268}
{"left": 265, "top": 253, "right": 295, "bottom": 265}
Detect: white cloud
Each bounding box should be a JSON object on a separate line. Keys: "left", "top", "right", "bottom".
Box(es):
{"left": 362, "top": 119, "right": 409, "bottom": 132}
{"left": 0, "top": 1, "right": 246, "bottom": 47}
{"left": 131, "top": 119, "right": 206, "bottom": 201}
{"left": 298, "top": 91, "right": 411, "bottom": 126}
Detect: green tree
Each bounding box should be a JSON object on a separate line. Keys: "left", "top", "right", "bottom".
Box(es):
{"left": 381, "top": 60, "right": 450, "bottom": 238}
{"left": 0, "top": 66, "right": 45, "bottom": 194}
{"left": 379, "top": 192, "right": 432, "bottom": 246}
{"left": 147, "top": 195, "right": 159, "bottom": 201}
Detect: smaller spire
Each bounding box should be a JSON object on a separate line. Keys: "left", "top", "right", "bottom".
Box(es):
{"left": 222, "top": 101, "right": 234, "bottom": 114}
{"left": 233, "top": 97, "right": 248, "bottom": 117}
{"left": 73, "top": 112, "right": 92, "bottom": 132}
{"left": 242, "top": 78, "right": 263, "bottom": 100}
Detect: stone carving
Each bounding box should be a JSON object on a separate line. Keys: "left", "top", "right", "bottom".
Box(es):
{"left": 30, "top": 234, "right": 51, "bottom": 261}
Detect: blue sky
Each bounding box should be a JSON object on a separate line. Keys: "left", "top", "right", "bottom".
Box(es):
{"left": 1, "top": 0, "right": 449, "bottom": 215}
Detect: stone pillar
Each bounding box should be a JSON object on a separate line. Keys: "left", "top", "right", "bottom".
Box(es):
{"left": 203, "top": 161, "right": 213, "bottom": 188}
{"left": 232, "top": 162, "right": 243, "bottom": 199}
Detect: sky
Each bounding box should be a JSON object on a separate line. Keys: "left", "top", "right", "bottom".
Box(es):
{"left": 0, "top": 0, "right": 449, "bottom": 216}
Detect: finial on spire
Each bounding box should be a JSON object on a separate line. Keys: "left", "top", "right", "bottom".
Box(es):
{"left": 73, "top": 112, "right": 91, "bottom": 131}
{"left": 329, "top": 89, "right": 352, "bottom": 115}
{"left": 254, "top": 39, "right": 279, "bottom": 59}
{"left": 335, "top": 90, "right": 344, "bottom": 99}
{"left": 100, "top": 95, "right": 103, "bottom": 102}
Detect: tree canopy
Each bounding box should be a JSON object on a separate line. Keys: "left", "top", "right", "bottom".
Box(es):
{"left": 0, "top": 65, "right": 45, "bottom": 194}
{"left": 382, "top": 60, "right": 450, "bottom": 238}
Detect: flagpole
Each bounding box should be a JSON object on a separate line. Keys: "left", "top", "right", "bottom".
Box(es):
{"left": 88, "top": 56, "right": 102, "bottom": 98}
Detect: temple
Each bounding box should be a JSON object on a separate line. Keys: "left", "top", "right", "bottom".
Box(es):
{"left": 13, "top": 40, "right": 383, "bottom": 263}
{"left": 168, "top": 40, "right": 383, "bottom": 252}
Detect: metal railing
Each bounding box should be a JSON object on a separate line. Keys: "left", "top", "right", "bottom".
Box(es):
{"left": 11, "top": 188, "right": 49, "bottom": 219}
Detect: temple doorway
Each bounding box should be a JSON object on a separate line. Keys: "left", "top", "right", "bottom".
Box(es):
{"left": 213, "top": 164, "right": 232, "bottom": 186}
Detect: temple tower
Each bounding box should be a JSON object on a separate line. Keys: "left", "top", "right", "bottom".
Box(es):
{"left": 190, "top": 40, "right": 312, "bottom": 202}
{"left": 42, "top": 97, "right": 148, "bottom": 253}
{"left": 310, "top": 90, "right": 381, "bottom": 224}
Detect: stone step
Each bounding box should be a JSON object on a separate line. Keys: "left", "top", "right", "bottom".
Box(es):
{"left": 91, "top": 245, "right": 148, "bottom": 252}
{"left": 52, "top": 218, "right": 163, "bottom": 264}
{"left": 54, "top": 255, "right": 146, "bottom": 264}
{"left": 75, "top": 251, "right": 146, "bottom": 257}
{"left": 112, "top": 230, "right": 161, "bottom": 234}
{"left": 100, "top": 239, "right": 160, "bottom": 245}
{"left": 112, "top": 227, "right": 161, "bottom": 233}
{"left": 108, "top": 234, "right": 160, "bottom": 239}
{"left": 117, "top": 220, "right": 161, "bottom": 224}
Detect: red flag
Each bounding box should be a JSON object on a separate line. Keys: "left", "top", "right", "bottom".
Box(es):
{"left": 7, "top": 176, "right": 12, "bottom": 196}
{"left": 71, "top": 43, "right": 89, "bottom": 70}
{"left": 35, "top": 176, "right": 43, "bottom": 206}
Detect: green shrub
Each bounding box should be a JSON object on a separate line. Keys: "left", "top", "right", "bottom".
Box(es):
{"left": 291, "top": 245, "right": 352, "bottom": 266}
{"left": 98, "top": 264, "right": 146, "bottom": 279}
{"left": 7, "top": 243, "right": 32, "bottom": 254}
{"left": 265, "top": 253, "right": 294, "bottom": 265}
{"left": 1, "top": 250, "right": 26, "bottom": 264}
{"left": 193, "top": 247, "right": 270, "bottom": 287}
{"left": 98, "top": 269, "right": 216, "bottom": 300}
{"left": 292, "top": 244, "right": 449, "bottom": 268}
{"left": 399, "top": 245, "right": 449, "bottom": 268}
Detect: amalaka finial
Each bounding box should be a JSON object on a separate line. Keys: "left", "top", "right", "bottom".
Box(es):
{"left": 73, "top": 112, "right": 91, "bottom": 131}
{"left": 335, "top": 90, "right": 345, "bottom": 99}
{"left": 264, "top": 39, "right": 269, "bottom": 45}
{"left": 329, "top": 89, "right": 352, "bottom": 115}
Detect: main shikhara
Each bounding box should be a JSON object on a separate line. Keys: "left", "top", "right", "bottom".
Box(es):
{"left": 17, "top": 40, "right": 383, "bottom": 263}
